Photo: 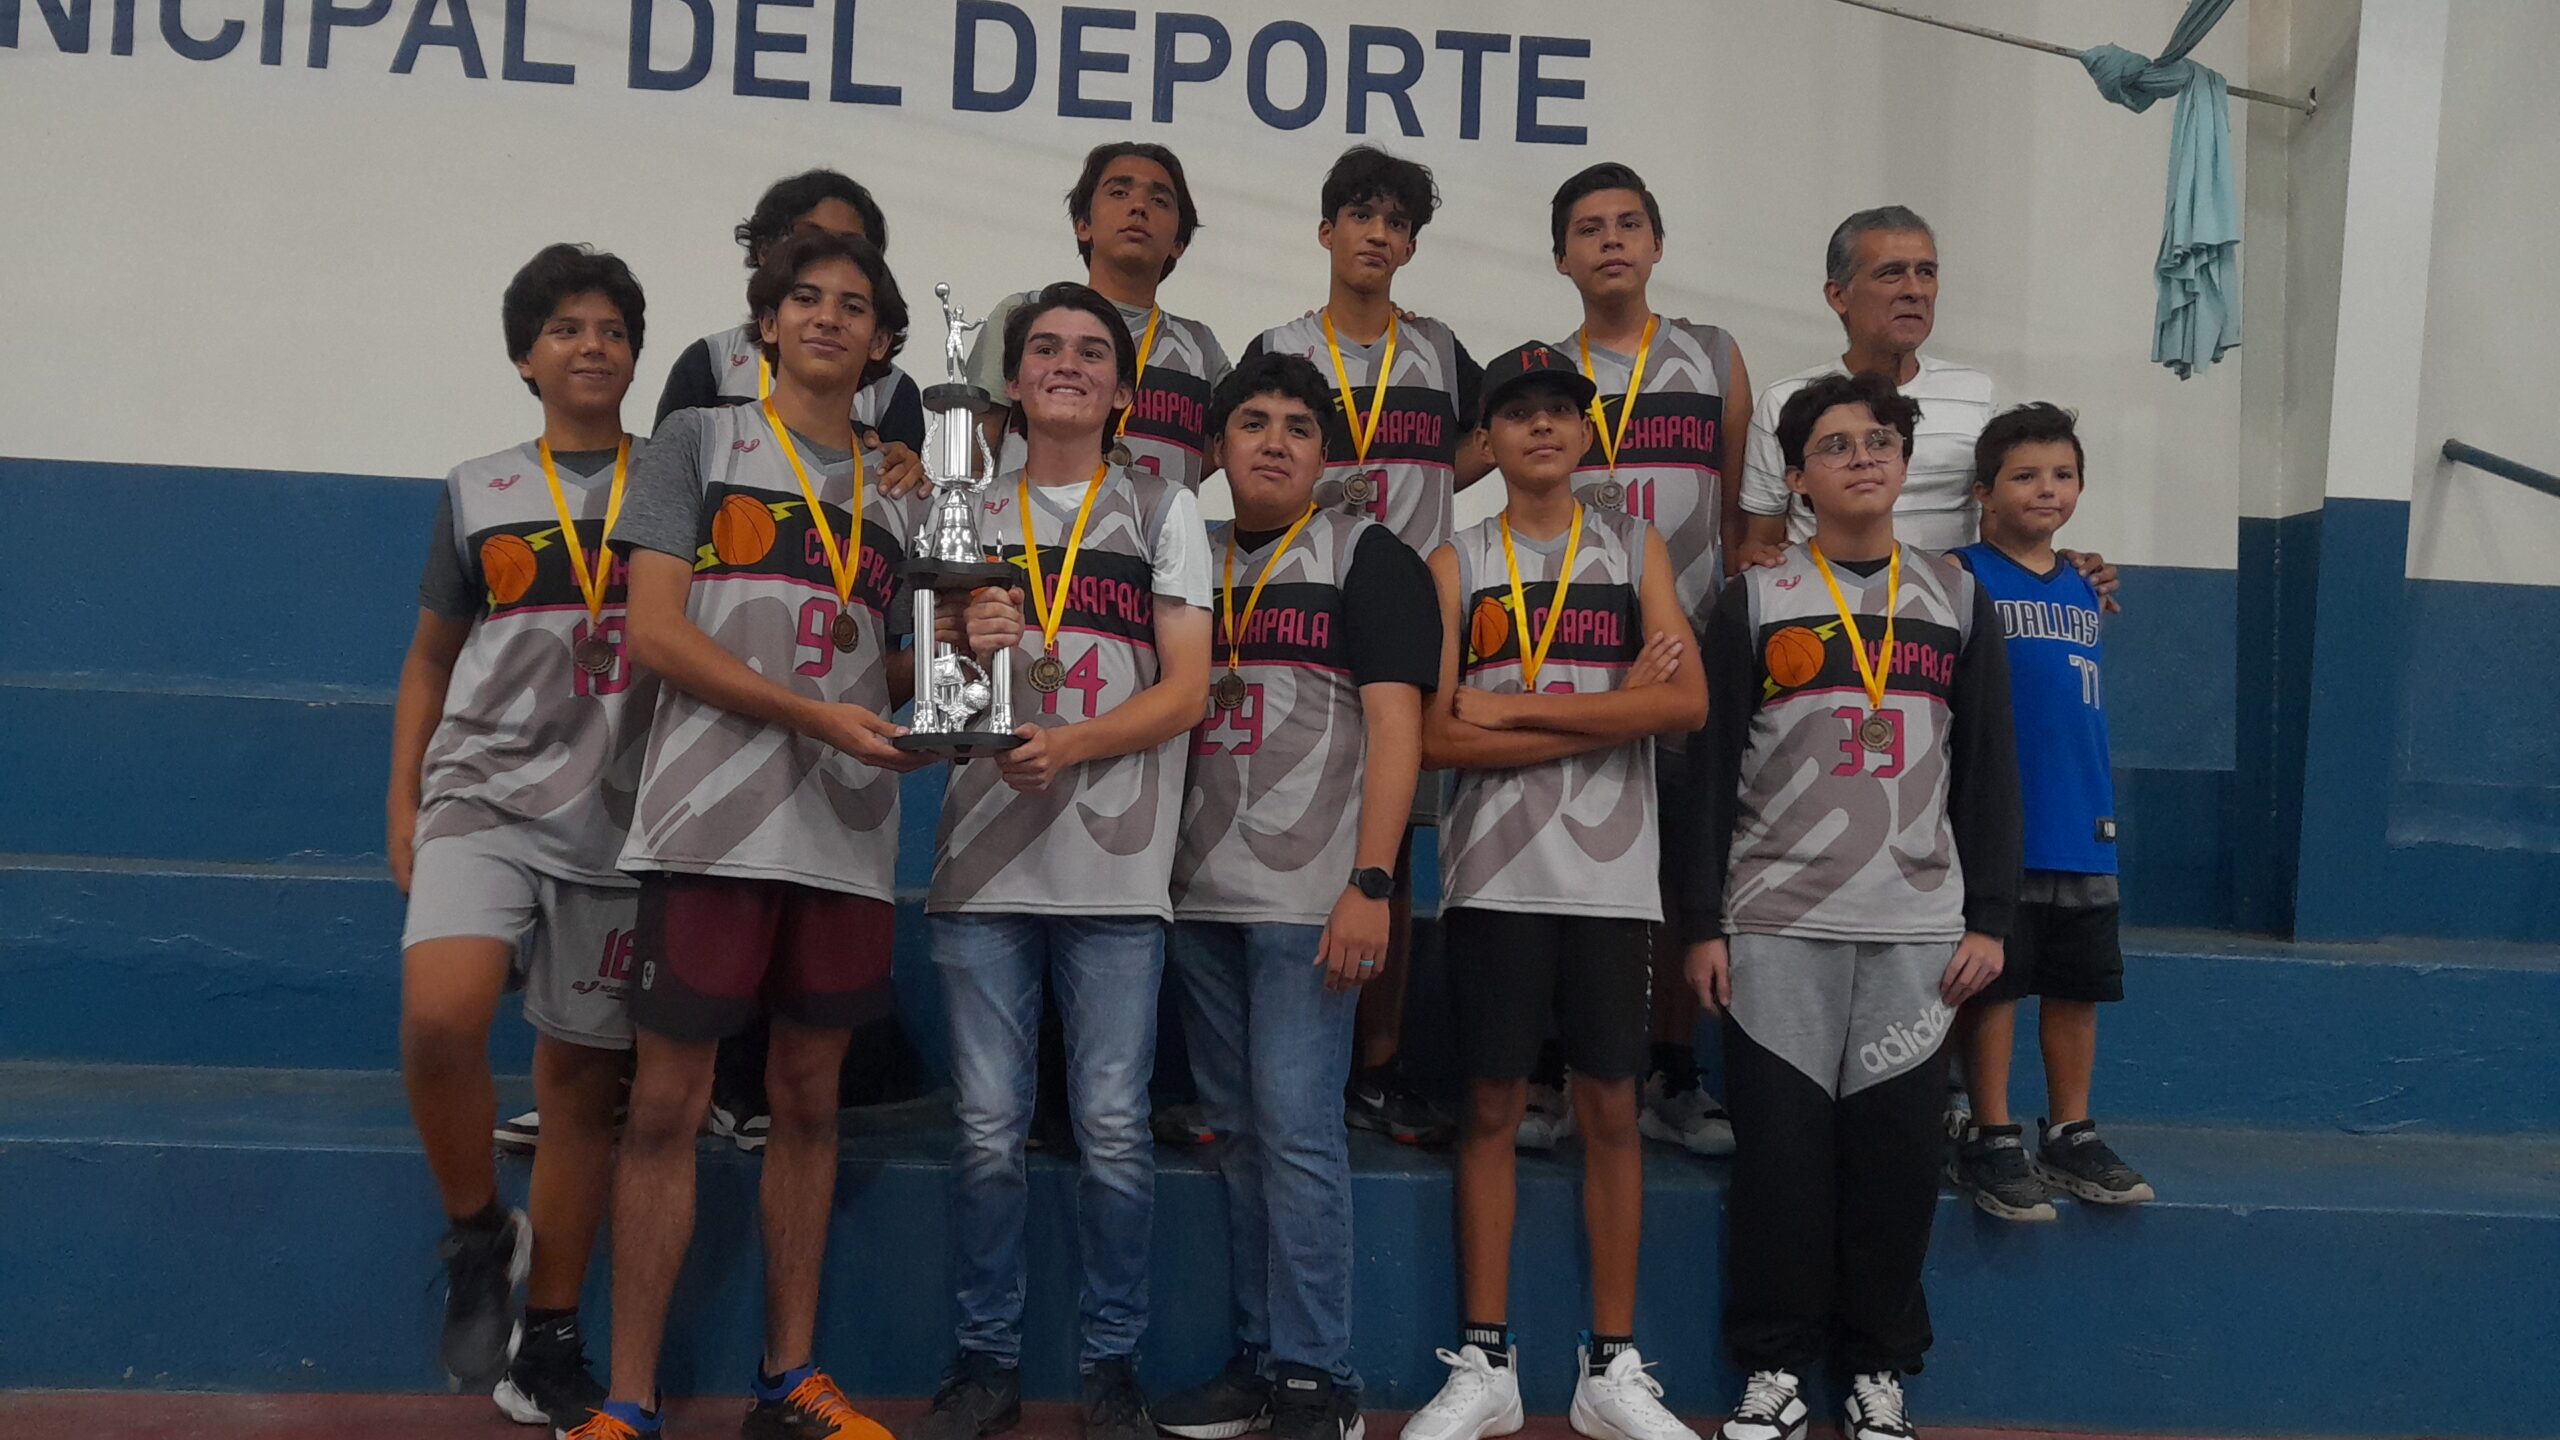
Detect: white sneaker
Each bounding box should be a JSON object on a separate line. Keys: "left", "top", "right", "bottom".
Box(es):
{"left": 1843, "top": 1372, "right": 1916, "bottom": 1440}
{"left": 1637, "top": 1078, "right": 1735, "bottom": 1157}
{"left": 493, "top": 1108, "right": 541, "bottom": 1151}
{"left": 708, "top": 1101, "right": 769, "bottom": 1153}
{"left": 1568, "top": 1346, "right": 1697, "bottom": 1440}
{"left": 1517, "top": 1080, "right": 1575, "bottom": 1150}
{"left": 1712, "top": 1370, "right": 1805, "bottom": 1440}
{"left": 1400, "top": 1345, "right": 1524, "bottom": 1440}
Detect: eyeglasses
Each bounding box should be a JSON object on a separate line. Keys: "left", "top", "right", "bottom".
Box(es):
{"left": 1806, "top": 428, "right": 1906, "bottom": 464}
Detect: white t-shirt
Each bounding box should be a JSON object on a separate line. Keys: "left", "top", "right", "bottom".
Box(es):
{"left": 1740, "top": 352, "right": 1999, "bottom": 553}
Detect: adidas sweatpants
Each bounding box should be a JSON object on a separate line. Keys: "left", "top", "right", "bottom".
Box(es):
{"left": 1721, "top": 933, "right": 1956, "bottom": 1376}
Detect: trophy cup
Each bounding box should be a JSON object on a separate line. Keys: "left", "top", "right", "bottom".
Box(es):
{"left": 895, "top": 284, "right": 1028, "bottom": 757}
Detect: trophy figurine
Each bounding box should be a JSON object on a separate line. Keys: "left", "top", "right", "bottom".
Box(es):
{"left": 896, "top": 284, "right": 1027, "bottom": 757}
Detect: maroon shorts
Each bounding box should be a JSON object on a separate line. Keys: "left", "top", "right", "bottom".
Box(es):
{"left": 628, "top": 873, "right": 896, "bottom": 1040}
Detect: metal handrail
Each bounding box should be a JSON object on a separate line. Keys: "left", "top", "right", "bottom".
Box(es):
{"left": 2443, "top": 440, "right": 2560, "bottom": 500}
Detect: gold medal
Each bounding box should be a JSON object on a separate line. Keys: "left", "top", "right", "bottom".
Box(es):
{"left": 1321, "top": 309, "right": 1397, "bottom": 511}
{"left": 1579, "top": 316, "right": 1657, "bottom": 506}
{"left": 1498, "top": 504, "right": 1586, "bottom": 689}
{"left": 573, "top": 634, "right": 615, "bottom": 675}
{"left": 535, "top": 437, "right": 631, "bottom": 673}
{"left": 764, "top": 398, "right": 867, "bottom": 651}
{"left": 1859, "top": 712, "right": 1895, "bottom": 752}
{"left": 1808, "top": 541, "right": 1904, "bottom": 758}
{"left": 1020, "top": 463, "right": 1108, "bottom": 699}
{"left": 1212, "top": 671, "right": 1249, "bottom": 710}
{"left": 830, "top": 611, "right": 861, "bottom": 652}
{"left": 1218, "top": 505, "right": 1317, "bottom": 701}
{"left": 1029, "top": 654, "right": 1068, "bottom": 692}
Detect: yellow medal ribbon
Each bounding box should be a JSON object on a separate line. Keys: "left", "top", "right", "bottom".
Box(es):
{"left": 762, "top": 398, "right": 866, "bottom": 612}
{"left": 1498, "top": 504, "right": 1586, "bottom": 689}
{"left": 534, "top": 437, "right": 632, "bottom": 625}
{"left": 1112, "top": 306, "right": 1163, "bottom": 450}
{"left": 1221, "top": 504, "right": 1320, "bottom": 675}
{"left": 1579, "top": 315, "right": 1659, "bottom": 478}
{"left": 1020, "top": 463, "right": 1109, "bottom": 658}
{"left": 1807, "top": 541, "right": 1901, "bottom": 715}
{"left": 757, "top": 355, "right": 771, "bottom": 400}
{"left": 1320, "top": 308, "right": 1399, "bottom": 465}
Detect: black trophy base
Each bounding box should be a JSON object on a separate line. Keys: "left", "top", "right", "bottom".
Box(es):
{"left": 922, "top": 382, "right": 994, "bottom": 415}
{"left": 900, "top": 555, "right": 1018, "bottom": 587}
{"left": 894, "top": 729, "right": 1028, "bottom": 758}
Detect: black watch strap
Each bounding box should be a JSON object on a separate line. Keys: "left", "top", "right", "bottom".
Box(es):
{"left": 1350, "top": 866, "right": 1394, "bottom": 900}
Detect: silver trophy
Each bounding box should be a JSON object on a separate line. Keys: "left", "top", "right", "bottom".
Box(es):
{"left": 895, "top": 284, "right": 1027, "bottom": 757}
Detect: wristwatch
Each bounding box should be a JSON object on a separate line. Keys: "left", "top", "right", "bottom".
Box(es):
{"left": 1350, "top": 866, "right": 1394, "bottom": 901}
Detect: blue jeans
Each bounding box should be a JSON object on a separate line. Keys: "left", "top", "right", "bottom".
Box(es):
{"left": 933, "top": 912, "right": 1164, "bottom": 1366}
{"left": 1171, "top": 920, "right": 1360, "bottom": 1385}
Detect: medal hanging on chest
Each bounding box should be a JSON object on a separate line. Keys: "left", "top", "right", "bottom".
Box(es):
{"left": 1103, "top": 307, "right": 1162, "bottom": 475}
{"left": 1216, "top": 505, "right": 1318, "bottom": 713}
{"left": 536, "top": 437, "right": 632, "bottom": 681}
{"left": 1321, "top": 309, "right": 1397, "bottom": 513}
{"left": 765, "top": 399, "right": 868, "bottom": 655}
{"left": 1579, "top": 317, "right": 1657, "bottom": 517}
{"left": 1807, "top": 541, "right": 1904, "bottom": 757}
{"left": 1498, "top": 504, "right": 1586, "bottom": 690}
{"left": 1211, "top": 671, "right": 1250, "bottom": 710}
{"left": 1021, "top": 464, "right": 1107, "bottom": 696}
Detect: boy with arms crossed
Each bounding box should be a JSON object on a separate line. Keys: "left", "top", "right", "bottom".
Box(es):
{"left": 1245, "top": 144, "right": 1490, "bottom": 1149}
{"left": 391, "top": 243, "right": 651, "bottom": 1426}
{"left": 1686, "top": 374, "right": 2021, "bottom": 1440}
{"left": 1947, "top": 404, "right": 2152, "bottom": 1220}
{"left": 1407, "top": 344, "right": 1706, "bottom": 1440}
{"left": 1153, "top": 353, "right": 1439, "bottom": 1440}
{"left": 568, "top": 231, "right": 927, "bottom": 1440}
{"left": 913, "top": 283, "right": 1213, "bottom": 1440}
{"left": 1549, "top": 160, "right": 1753, "bottom": 1156}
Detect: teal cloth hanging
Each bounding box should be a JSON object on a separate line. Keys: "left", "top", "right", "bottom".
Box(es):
{"left": 2081, "top": 0, "right": 2242, "bottom": 379}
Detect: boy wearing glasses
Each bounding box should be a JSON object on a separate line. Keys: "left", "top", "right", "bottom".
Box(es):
{"left": 1686, "top": 373, "right": 2019, "bottom": 1440}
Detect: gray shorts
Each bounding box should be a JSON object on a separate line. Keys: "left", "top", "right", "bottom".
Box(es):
{"left": 402, "top": 835, "right": 636, "bottom": 1050}
{"left": 1726, "top": 933, "right": 1958, "bottom": 1099}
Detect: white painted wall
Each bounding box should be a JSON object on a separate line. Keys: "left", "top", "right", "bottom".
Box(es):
{"left": 2406, "top": 0, "right": 2560, "bottom": 585}
{"left": 0, "top": 0, "right": 2250, "bottom": 566}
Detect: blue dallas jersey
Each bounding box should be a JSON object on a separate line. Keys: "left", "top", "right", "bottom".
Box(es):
{"left": 1955, "top": 543, "right": 2117, "bottom": 875}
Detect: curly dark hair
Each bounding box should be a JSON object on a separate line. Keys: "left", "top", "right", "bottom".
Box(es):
{"left": 734, "top": 169, "right": 889, "bottom": 267}
{"left": 1774, "top": 371, "right": 1923, "bottom": 472}
{"left": 1209, "top": 351, "right": 1334, "bottom": 440}
{"left": 1066, "top": 141, "right": 1201, "bottom": 279}
{"left": 501, "top": 243, "right": 645, "bottom": 397}
{"left": 744, "top": 230, "right": 909, "bottom": 370}
{"left": 1321, "top": 145, "right": 1440, "bottom": 235}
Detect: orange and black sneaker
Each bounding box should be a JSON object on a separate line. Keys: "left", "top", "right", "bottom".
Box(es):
{"left": 557, "top": 1399, "right": 660, "bottom": 1439}
{"left": 743, "top": 1366, "right": 892, "bottom": 1440}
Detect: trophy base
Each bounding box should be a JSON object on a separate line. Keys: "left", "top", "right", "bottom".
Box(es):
{"left": 901, "top": 555, "right": 1019, "bottom": 587}
{"left": 922, "top": 382, "right": 995, "bottom": 416}
{"left": 894, "top": 729, "right": 1029, "bottom": 758}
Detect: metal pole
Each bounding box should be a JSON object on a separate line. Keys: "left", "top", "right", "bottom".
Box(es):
{"left": 2443, "top": 440, "right": 2560, "bottom": 501}
{"left": 1831, "top": 0, "right": 2317, "bottom": 115}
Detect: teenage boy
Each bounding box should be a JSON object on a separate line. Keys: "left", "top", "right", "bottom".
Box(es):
{"left": 1550, "top": 160, "right": 1753, "bottom": 1158}
{"left": 912, "top": 283, "right": 1213, "bottom": 1440}
{"left": 964, "top": 142, "right": 1232, "bottom": 493}
{"left": 1685, "top": 373, "right": 2021, "bottom": 1440}
{"left": 1154, "top": 352, "right": 1438, "bottom": 1440}
{"left": 1407, "top": 344, "right": 1706, "bottom": 1440}
{"left": 390, "top": 243, "right": 650, "bottom": 1427}
{"left": 569, "top": 230, "right": 927, "bottom": 1440}
{"left": 1948, "top": 404, "right": 2153, "bottom": 1220}
{"left": 1245, "top": 143, "right": 1490, "bottom": 1150}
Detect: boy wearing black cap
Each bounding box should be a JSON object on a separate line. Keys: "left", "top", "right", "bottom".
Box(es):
{"left": 1406, "top": 344, "right": 1706, "bottom": 1440}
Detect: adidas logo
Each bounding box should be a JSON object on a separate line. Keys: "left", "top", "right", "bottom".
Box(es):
{"left": 1859, "top": 999, "right": 1953, "bottom": 1074}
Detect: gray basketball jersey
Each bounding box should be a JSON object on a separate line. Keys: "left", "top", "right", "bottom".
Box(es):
{"left": 1254, "top": 310, "right": 1471, "bottom": 558}
{"left": 416, "top": 441, "right": 660, "bottom": 883}
{"left": 1172, "top": 511, "right": 1373, "bottom": 926}
{"left": 701, "top": 322, "right": 909, "bottom": 434}
{"left": 977, "top": 296, "right": 1232, "bottom": 493}
{"left": 617, "top": 404, "right": 926, "bottom": 899}
{"left": 1563, "top": 317, "right": 1737, "bottom": 632}
{"left": 1440, "top": 507, "right": 1660, "bottom": 921}
{"left": 928, "top": 466, "right": 1191, "bottom": 918}
{"left": 1724, "top": 545, "right": 1978, "bottom": 943}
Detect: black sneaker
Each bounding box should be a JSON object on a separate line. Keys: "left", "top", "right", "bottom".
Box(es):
{"left": 1154, "top": 1350, "right": 1271, "bottom": 1438}
{"left": 1344, "top": 1076, "right": 1454, "bottom": 1148}
{"left": 492, "top": 1312, "right": 604, "bottom": 1428}
{"left": 1954, "top": 1125, "right": 2058, "bottom": 1222}
{"left": 743, "top": 1367, "right": 892, "bottom": 1439}
{"left": 1153, "top": 1101, "right": 1219, "bottom": 1149}
{"left": 437, "top": 1207, "right": 530, "bottom": 1384}
{"left": 1082, "top": 1357, "right": 1153, "bottom": 1440}
{"left": 907, "top": 1351, "right": 1022, "bottom": 1440}
{"left": 2035, "top": 1119, "right": 2156, "bottom": 1205}
{"left": 1268, "top": 1364, "right": 1360, "bottom": 1440}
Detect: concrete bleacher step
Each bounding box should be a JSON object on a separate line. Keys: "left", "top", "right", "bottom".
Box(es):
{"left": 0, "top": 1061, "right": 2551, "bottom": 1438}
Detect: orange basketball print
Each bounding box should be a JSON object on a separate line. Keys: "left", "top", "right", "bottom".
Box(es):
{"left": 1468, "top": 595, "right": 1512, "bottom": 663}
{"left": 712, "top": 494, "right": 778, "bottom": 566}
{"left": 1764, "top": 625, "right": 1827, "bottom": 689}
{"left": 479, "top": 533, "right": 538, "bottom": 607}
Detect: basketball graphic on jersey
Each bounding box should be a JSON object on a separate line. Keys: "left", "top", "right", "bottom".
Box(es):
{"left": 712, "top": 493, "right": 778, "bottom": 566}
{"left": 1765, "top": 625, "right": 1826, "bottom": 689}
{"left": 1469, "top": 595, "right": 1511, "bottom": 663}
{"left": 480, "top": 532, "right": 539, "bottom": 606}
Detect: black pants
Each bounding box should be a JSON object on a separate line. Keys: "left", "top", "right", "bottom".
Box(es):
{"left": 1721, "top": 1014, "right": 1948, "bottom": 1375}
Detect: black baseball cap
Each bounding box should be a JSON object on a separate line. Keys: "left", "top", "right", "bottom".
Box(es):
{"left": 1475, "top": 341, "right": 1598, "bottom": 425}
